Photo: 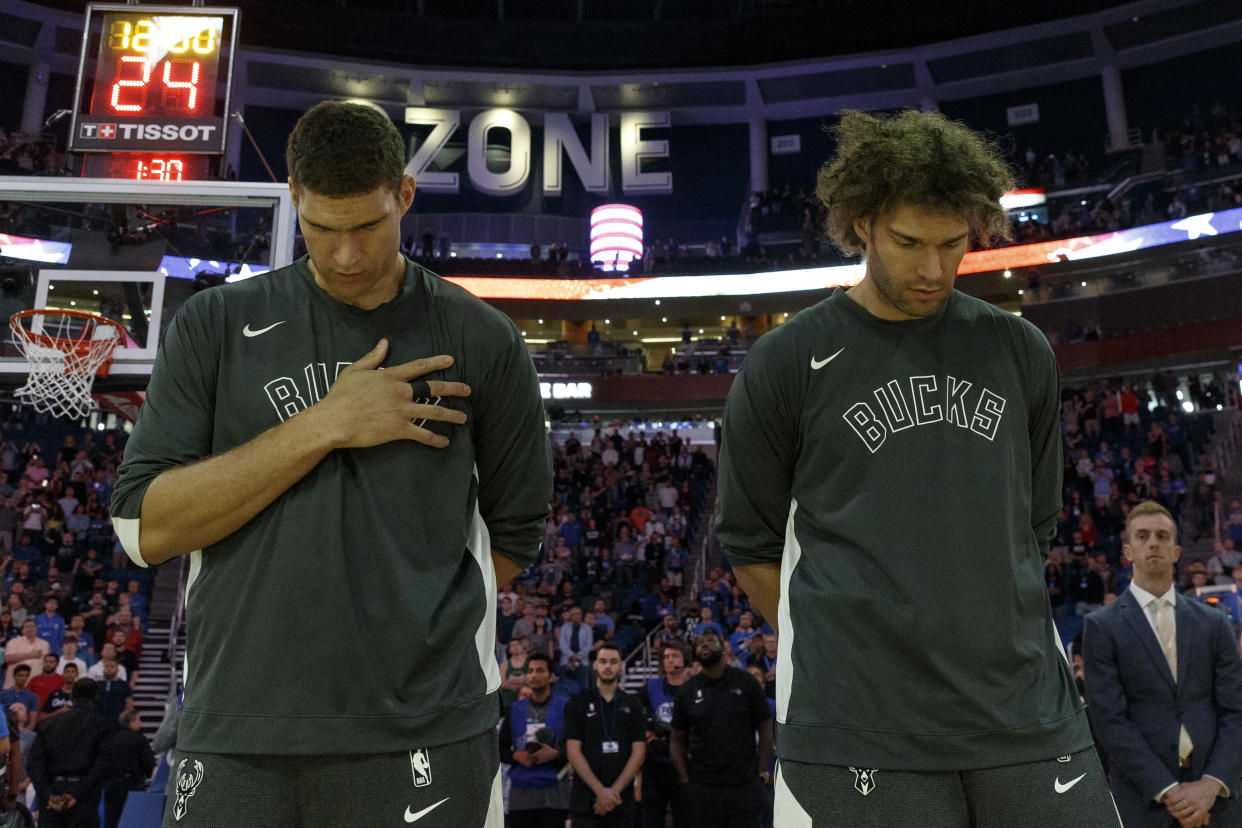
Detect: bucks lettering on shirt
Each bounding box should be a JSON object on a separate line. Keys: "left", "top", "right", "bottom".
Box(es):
{"left": 716, "top": 289, "right": 1089, "bottom": 771}
{"left": 111, "top": 258, "right": 552, "bottom": 756}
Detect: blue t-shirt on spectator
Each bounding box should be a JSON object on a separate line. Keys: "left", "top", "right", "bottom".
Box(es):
{"left": 128, "top": 591, "right": 149, "bottom": 622}
{"left": 559, "top": 518, "right": 583, "bottom": 550}
{"left": 698, "top": 589, "right": 720, "bottom": 621}
{"left": 593, "top": 613, "right": 615, "bottom": 635}
{"left": 692, "top": 620, "right": 723, "bottom": 638}
{"left": 730, "top": 627, "right": 759, "bottom": 653}
{"left": 0, "top": 687, "right": 37, "bottom": 715}
{"left": 35, "top": 613, "right": 65, "bottom": 654}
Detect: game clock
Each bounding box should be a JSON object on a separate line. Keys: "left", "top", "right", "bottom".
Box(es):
{"left": 69, "top": 4, "right": 239, "bottom": 155}
{"left": 81, "top": 153, "right": 212, "bottom": 181}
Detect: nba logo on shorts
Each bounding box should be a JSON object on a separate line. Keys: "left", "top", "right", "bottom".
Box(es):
{"left": 410, "top": 748, "right": 432, "bottom": 787}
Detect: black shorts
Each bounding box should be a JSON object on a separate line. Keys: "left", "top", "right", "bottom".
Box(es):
{"left": 163, "top": 729, "right": 501, "bottom": 827}
{"left": 775, "top": 747, "right": 1121, "bottom": 827}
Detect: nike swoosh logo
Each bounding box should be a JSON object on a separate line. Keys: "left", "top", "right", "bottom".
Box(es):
{"left": 404, "top": 797, "right": 450, "bottom": 823}
{"left": 242, "top": 321, "right": 286, "bottom": 337}
{"left": 1054, "top": 773, "right": 1086, "bottom": 793}
{"left": 810, "top": 347, "right": 845, "bottom": 370}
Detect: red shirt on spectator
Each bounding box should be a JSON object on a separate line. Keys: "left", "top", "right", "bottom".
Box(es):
{"left": 1120, "top": 390, "right": 1139, "bottom": 415}
{"left": 27, "top": 670, "right": 64, "bottom": 709}
{"left": 124, "top": 626, "right": 143, "bottom": 660}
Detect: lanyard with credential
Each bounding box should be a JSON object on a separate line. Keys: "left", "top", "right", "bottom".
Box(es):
{"left": 597, "top": 690, "right": 619, "bottom": 754}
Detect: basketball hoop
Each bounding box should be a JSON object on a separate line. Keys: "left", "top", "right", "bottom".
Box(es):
{"left": 9, "top": 308, "right": 127, "bottom": 420}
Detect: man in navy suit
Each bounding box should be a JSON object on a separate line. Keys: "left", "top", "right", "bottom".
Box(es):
{"left": 1085, "top": 500, "right": 1242, "bottom": 827}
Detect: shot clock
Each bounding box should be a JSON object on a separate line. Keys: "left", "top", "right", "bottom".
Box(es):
{"left": 70, "top": 4, "right": 239, "bottom": 161}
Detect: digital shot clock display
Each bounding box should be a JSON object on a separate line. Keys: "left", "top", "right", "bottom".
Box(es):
{"left": 70, "top": 5, "right": 239, "bottom": 156}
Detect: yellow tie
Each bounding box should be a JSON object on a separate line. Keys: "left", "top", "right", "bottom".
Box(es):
{"left": 1154, "top": 598, "right": 1194, "bottom": 764}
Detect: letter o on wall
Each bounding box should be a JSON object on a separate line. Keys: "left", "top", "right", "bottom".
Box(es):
{"left": 467, "top": 109, "right": 531, "bottom": 197}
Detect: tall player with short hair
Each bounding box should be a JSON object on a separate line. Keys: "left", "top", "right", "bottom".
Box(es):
{"left": 111, "top": 100, "right": 551, "bottom": 826}
{"left": 716, "top": 109, "right": 1121, "bottom": 825}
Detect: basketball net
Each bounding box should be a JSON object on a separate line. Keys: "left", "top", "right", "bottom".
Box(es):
{"left": 9, "top": 310, "right": 124, "bottom": 420}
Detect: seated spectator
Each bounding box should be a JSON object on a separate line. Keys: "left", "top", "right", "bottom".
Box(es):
{"left": 26, "top": 653, "right": 63, "bottom": 711}
{"left": 1228, "top": 499, "right": 1242, "bottom": 545}
{"left": 124, "top": 580, "right": 148, "bottom": 626}
{"left": 511, "top": 601, "right": 538, "bottom": 644}
{"left": 729, "top": 610, "right": 760, "bottom": 654}
{"left": 38, "top": 662, "right": 77, "bottom": 723}
{"left": 94, "top": 658, "right": 133, "bottom": 719}
{"left": 34, "top": 597, "right": 65, "bottom": 655}
{"left": 498, "top": 638, "right": 529, "bottom": 712}
{"left": 697, "top": 574, "right": 727, "bottom": 622}
{"left": 496, "top": 596, "right": 518, "bottom": 648}
{"left": 691, "top": 607, "right": 723, "bottom": 638}
{"left": 748, "top": 634, "right": 779, "bottom": 699}
{"left": 522, "top": 614, "right": 555, "bottom": 661}
{"left": 1182, "top": 562, "right": 1210, "bottom": 596}
{"left": 557, "top": 606, "right": 593, "bottom": 687}
{"left": 3, "top": 619, "right": 48, "bottom": 688}
{"left": 588, "top": 598, "right": 615, "bottom": 638}
{"left": 57, "top": 635, "right": 87, "bottom": 676}
{"left": 0, "top": 664, "right": 38, "bottom": 727}
{"left": 613, "top": 528, "right": 637, "bottom": 588}
{"left": 549, "top": 579, "right": 579, "bottom": 620}
{"left": 73, "top": 548, "right": 104, "bottom": 595}
{"left": 108, "top": 628, "right": 140, "bottom": 687}
{"left": 86, "top": 643, "right": 128, "bottom": 683}
{"left": 4, "top": 594, "right": 27, "bottom": 631}
{"left": 66, "top": 615, "right": 96, "bottom": 664}
{"left": 657, "top": 613, "right": 684, "bottom": 644}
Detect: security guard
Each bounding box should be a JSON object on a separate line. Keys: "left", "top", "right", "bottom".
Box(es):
{"left": 670, "top": 629, "right": 773, "bottom": 828}
{"left": 564, "top": 643, "right": 646, "bottom": 827}
{"left": 28, "top": 678, "right": 114, "bottom": 828}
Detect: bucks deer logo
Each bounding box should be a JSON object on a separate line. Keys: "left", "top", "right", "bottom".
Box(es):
{"left": 849, "top": 766, "right": 878, "bottom": 796}
{"left": 173, "top": 759, "right": 205, "bottom": 820}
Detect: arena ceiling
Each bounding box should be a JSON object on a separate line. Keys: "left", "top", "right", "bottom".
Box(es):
{"left": 23, "top": 0, "right": 1154, "bottom": 70}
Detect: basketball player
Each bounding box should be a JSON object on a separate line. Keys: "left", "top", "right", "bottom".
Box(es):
{"left": 716, "top": 109, "right": 1121, "bottom": 826}
{"left": 111, "top": 101, "right": 551, "bottom": 826}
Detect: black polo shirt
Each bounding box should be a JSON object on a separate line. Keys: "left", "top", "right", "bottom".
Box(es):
{"left": 563, "top": 687, "right": 645, "bottom": 808}
{"left": 671, "top": 666, "right": 770, "bottom": 788}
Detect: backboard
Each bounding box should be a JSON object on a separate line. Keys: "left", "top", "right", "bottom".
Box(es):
{"left": 0, "top": 176, "right": 296, "bottom": 409}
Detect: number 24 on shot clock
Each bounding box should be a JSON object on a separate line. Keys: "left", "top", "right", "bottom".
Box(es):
{"left": 69, "top": 4, "right": 240, "bottom": 155}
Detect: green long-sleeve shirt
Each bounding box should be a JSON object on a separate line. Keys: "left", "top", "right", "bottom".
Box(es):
{"left": 112, "top": 258, "right": 551, "bottom": 755}
{"left": 716, "top": 288, "right": 1090, "bottom": 770}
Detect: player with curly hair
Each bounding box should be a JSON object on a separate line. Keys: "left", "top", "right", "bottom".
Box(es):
{"left": 717, "top": 109, "right": 1122, "bottom": 826}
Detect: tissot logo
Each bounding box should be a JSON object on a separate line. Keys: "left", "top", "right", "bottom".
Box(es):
{"left": 79, "top": 122, "right": 218, "bottom": 144}
{"left": 80, "top": 123, "right": 117, "bottom": 139}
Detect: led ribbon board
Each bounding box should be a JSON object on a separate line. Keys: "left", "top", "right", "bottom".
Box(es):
{"left": 70, "top": 4, "right": 239, "bottom": 155}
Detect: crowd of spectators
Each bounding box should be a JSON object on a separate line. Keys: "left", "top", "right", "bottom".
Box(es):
{"left": 1161, "top": 99, "right": 1242, "bottom": 177}
{"left": 1045, "top": 376, "right": 1226, "bottom": 647}
{"left": 0, "top": 126, "right": 66, "bottom": 178}
{"left": 0, "top": 410, "right": 153, "bottom": 817}
{"left": 495, "top": 427, "right": 717, "bottom": 696}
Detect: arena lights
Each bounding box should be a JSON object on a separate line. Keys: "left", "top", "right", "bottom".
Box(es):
{"left": 590, "top": 204, "right": 643, "bottom": 273}
{"left": 1000, "top": 189, "right": 1046, "bottom": 211}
